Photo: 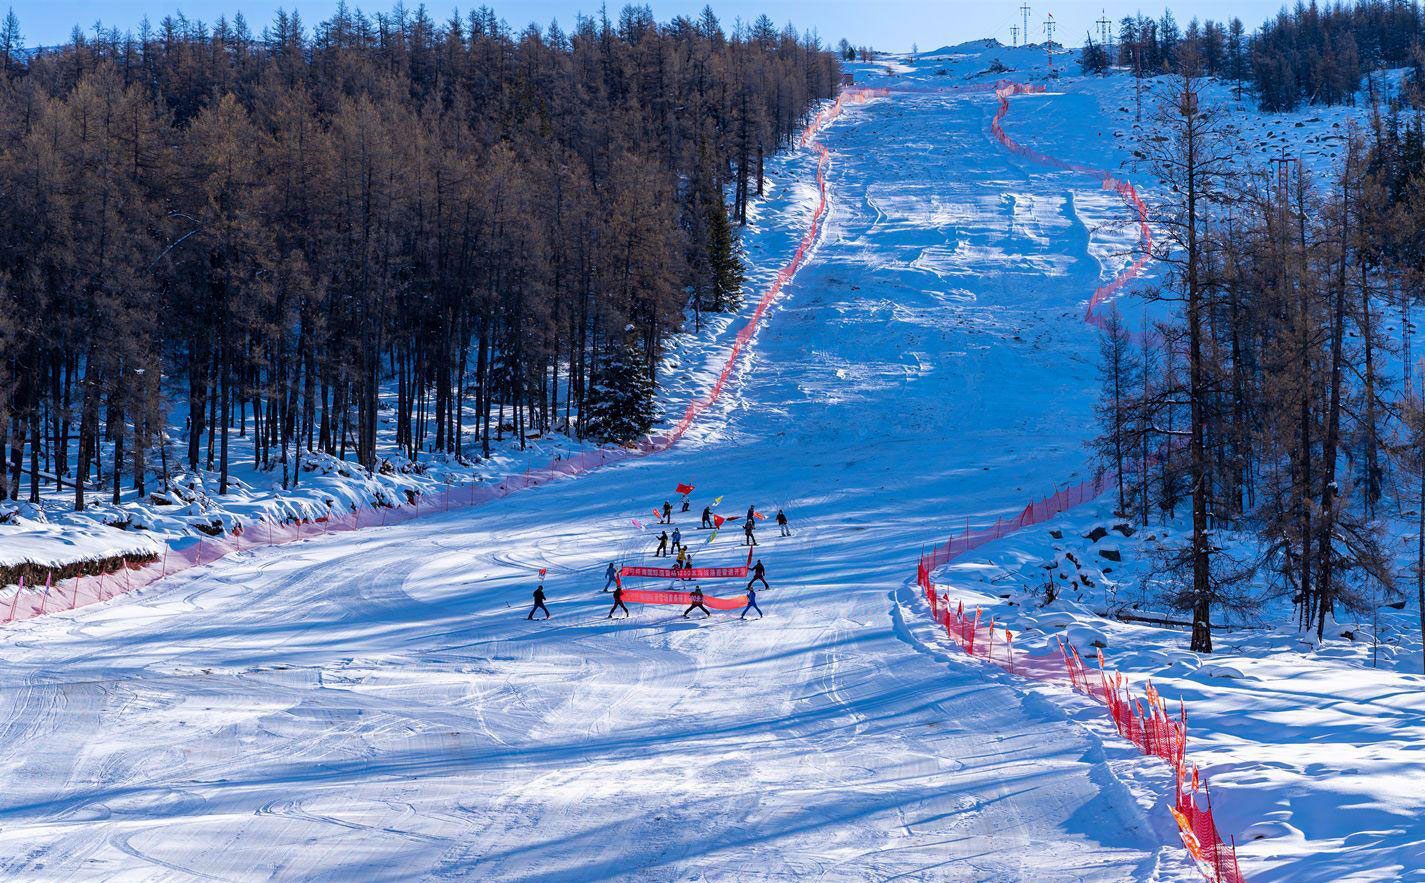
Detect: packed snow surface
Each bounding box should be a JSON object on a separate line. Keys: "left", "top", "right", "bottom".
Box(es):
{"left": 7, "top": 44, "right": 1409, "bottom": 882}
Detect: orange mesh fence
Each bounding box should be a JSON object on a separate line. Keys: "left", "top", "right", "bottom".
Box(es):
{"left": 911, "top": 82, "right": 1245, "bottom": 883}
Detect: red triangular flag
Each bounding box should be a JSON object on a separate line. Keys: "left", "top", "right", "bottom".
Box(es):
{"left": 713, "top": 514, "right": 727, "bottom": 528}
{"left": 675, "top": 482, "right": 694, "bottom": 495}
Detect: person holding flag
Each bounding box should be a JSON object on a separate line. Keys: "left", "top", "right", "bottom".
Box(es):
{"left": 607, "top": 584, "right": 630, "bottom": 619}
{"left": 655, "top": 530, "right": 669, "bottom": 557}
{"left": 527, "top": 583, "right": 551, "bottom": 620}
{"left": 661, "top": 500, "right": 673, "bottom": 523}
{"left": 671, "top": 527, "right": 682, "bottom": 553}
{"left": 701, "top": 505, "right": 714, "bottom": 529}
{"left": 748, "top": 559, "right": 769, "bottom": 590}
{"left": 682, "top": 585, "right": 711, "bottom": 618}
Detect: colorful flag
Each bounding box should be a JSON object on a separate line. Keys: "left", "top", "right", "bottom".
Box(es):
{"left": 675, "top": 482, "right": 694, "bottom": 495}
{"left": 633, "top": 519, "right": 645, "bottom": 530}
{"left": 753, "top": 511, "right": 767, "bottom": 520}
{"left": 652, "top": 507, "right": 661, "bottom": 519}
{"left": 713, "top": 495, "right": 723, "bottom": 505}
{"left": 712, "top": 514, "right": 727, "bottom": 528}
{"left": 538, "top": 568, "right": 547, "bottom": 578}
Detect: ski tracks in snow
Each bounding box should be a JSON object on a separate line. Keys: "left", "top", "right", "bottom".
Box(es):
{"left": 0, "top": 54, "right": 1198, "bottom": 882}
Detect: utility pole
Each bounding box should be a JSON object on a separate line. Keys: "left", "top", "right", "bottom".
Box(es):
{"left": 1020, "top": 3, "right": 1031, "bottom": 45}
{"left": 1269, "top": 154, "right": 1301, "bottom": 220}
{"left": 1043, "top": 14, "right": 1056, "bottom": 68}
{"left": 1097, "top": 10, "right": 1113, "bottom": 60}
{"left": 1132, "top": 36, "right": 1144, "bottom": 121}
{"left": 1010, "top": 25, "right": 1019, "bottom": 47}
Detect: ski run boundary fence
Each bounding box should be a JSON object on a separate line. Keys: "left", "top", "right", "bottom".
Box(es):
{"left": 0, "top": 86, "right": 882, "bottom": 630}
{"left": 912, "top": 81, "right": 1247, "bottom": 883}
{"left": 3, "top": 78, "right": 1249, "bottom": 882}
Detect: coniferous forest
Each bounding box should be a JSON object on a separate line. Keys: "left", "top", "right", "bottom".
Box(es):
{"left": 1100, "top": 1, "right": 1425, "bottom": 111}
{"left": 1090, "top": 29, "right": 1425, "bottom": 652}
{"left": 0, "top": 4, "right": 839, "bottom": 508}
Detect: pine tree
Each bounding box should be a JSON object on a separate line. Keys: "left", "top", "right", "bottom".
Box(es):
{"left": 1079, "top": 34, "right": 1110, "bottom": 76}
{"left": 1093, "top": 308, "right": 1140, "bottom": 515}
{"left": 705, "top": 189, "right": 743, "bottom": 312}
{"left": 584, "top": 338, "right": 657, "bottom": 445}
{"left": 1141, "top": 46, "right": 1239, "bottom": 652}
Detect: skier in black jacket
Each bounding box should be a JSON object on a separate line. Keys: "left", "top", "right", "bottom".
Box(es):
{"left": 748, "top": 559, "right": 769, "bottom": 590}
{"left": 655, "top": 531, "right": 669, "bottom": 557}
{"left": 527, "top": 584, "right": 550, "bottom": 620}
{"left": 776, "top": 509, "right": 790, "bottom": 537}
{"left": 661, "top": 501, "right": 673, "bottom": 523}
{"left": 682, "top": 585, "right": 711, "bottom": 618}
{"left": 607, "top": 584, "right": 630, "bottom": 618}
{"left": 701, "top": 506, "right": 714, "bottom": 529}
{"left": 743, "top": 517, "right": 758, "bottom": 546}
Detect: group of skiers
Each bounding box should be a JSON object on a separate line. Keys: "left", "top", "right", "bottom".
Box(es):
{"left": 526, "top": 499, "right": 789, "bottom": 623}
{"left": 531, "top": 558, "right": 770, "bottom": 621}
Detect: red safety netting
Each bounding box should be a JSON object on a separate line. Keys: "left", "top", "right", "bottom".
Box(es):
{"left": 917, "top": 578, "right": 1245, "bottom": 883}
{"left": 988, "top": 81, "right": 1154, "bottom": 329}
{"left": 619, "top": 588, "right": 748, "bottom": 610}
{"left": 620, "top": 548, "right": 754, "bottom": 583}
{"left": 643, "top": 87, "right": 887, "bottom": 453}
{"left": 620, "top": 565, "right": 749, "bottom": 580}
{"left": 908, "top": 82, "right": 1245, "bottom": 883}
{"left": 1, "top": 89, "right": 885, "bottom": 630}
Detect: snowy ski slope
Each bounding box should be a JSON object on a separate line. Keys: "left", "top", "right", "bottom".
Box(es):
{"left": 0, "top": 48, "right": 1203, "bottom": 881}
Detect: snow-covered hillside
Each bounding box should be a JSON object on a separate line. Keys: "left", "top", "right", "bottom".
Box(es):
{"left": 2, "top": 42, "right": 1417, "bottom": 882}
{"left": 908, "top": 47, "right": 1425, "bottom": 883}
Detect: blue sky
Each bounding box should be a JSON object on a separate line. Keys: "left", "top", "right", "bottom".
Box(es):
{"left": 13, "top": 0, "right": 1289, "bottom": 50}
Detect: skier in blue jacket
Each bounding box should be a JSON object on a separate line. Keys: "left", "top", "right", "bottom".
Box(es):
{"left": 604, "top": 562, "right": 618, "bottom": 592}
{"left": 741, "top": 585, "right": 763, "bottom": 619}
